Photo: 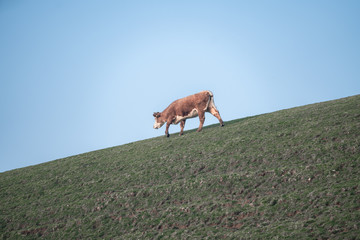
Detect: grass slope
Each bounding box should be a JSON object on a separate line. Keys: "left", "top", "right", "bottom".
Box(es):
{"left": 1, "top": 95, "right": 360, "bottom": 239}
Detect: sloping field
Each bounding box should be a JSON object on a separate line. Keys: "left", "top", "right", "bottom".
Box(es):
{"left": 1, "top": 95, "right": 359, "bottom": 239}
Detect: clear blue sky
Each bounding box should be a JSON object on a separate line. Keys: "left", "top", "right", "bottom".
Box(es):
{"left": 1, "top": 0, "right": 359, "bottom": 172}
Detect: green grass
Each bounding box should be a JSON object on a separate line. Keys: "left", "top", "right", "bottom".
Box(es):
{"left": 1, "top": 95, "right": 360, "bottom": 239}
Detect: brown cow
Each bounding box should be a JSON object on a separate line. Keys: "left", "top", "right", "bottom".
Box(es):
{"left": 153, "top": 90, "right": 224, "bottom": 137}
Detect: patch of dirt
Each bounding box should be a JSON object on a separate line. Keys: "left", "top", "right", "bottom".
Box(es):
{"left": 21, "top": 227, "right": 47, "bottom": 236}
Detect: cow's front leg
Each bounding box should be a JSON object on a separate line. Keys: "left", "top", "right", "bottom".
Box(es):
{"left": 179, "top": 120, "right": 186, "bottom": 136}
{"left": 165, "top": 122, "right": 171, "bottom": 137}
{"left": 197, "top": 111, "right": 205, "bottom": 132}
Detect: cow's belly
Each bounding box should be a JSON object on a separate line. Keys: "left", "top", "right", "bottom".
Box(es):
{"left": 173, "top": 108, "right": 198, "bottom": 124}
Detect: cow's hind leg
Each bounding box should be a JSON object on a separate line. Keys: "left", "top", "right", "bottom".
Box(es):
{"left": 197, "top": 111, "right": 205, "bottom": 132}
{"left": 209, "top": 107, "right": 224, "bottom": 127}
{"left": 179, "top": 120, "right": 186, "bottom": 136}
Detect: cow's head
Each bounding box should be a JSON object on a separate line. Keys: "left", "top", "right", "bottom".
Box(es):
{"left": 153, "top": 112, "right": 165, "bottom": 129}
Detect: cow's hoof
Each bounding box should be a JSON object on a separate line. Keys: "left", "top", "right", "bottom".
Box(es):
{"left": 166, "top": 133, "right": 170, "bottom": 138}
{"left": 221, "top": 123, "right": 224, "bottom": 127}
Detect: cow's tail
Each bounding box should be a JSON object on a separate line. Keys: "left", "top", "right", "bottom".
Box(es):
{"left": 204, "top": 90, "right": 216, "bottom": 111}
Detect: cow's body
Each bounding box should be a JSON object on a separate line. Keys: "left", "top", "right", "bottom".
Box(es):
{"left": 153, "top": 90, "right": 224, "bottom": 137}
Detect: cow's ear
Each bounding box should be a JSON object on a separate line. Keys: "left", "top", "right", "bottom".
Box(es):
{"left": 153, "top": 112, "right": 160, "bottom": 118}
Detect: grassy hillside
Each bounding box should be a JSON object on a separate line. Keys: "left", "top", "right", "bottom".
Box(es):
{"left": 1, "top": 95, "right": 359, "bottom": 239}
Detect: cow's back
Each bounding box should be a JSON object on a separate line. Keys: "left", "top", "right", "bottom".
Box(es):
{"left": 176, "top": 91, "right": 209, "bottom": 111}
